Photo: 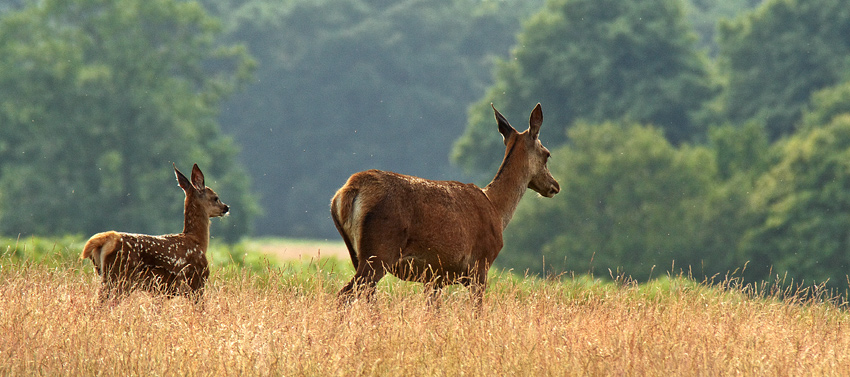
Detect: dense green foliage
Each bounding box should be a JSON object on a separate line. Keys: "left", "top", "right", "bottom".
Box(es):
{"left": 452, "top": 0, "right": 716, "bottom": 175}
{"left": 684, "top": 0, "right": 763, "bottom": 56}
{"left": 717, "top": 0, "right": 850, "bottom": 139}
{"left": 500, "top": 122, "right": 755, "bottom": 279}
{"left": 741, "top": 115, "right": 850, "bottom": 285}
{"left": 3, "top": 0, "right": 850, "bottom": 290}
{"left": 201, "top": 0, "right": 543, "bottom": 237}
{"left": 0, "top": 0, "right": 257, "bottom": 241}
{"left": 470, "top": 0, "right": 850, "bottom": 289}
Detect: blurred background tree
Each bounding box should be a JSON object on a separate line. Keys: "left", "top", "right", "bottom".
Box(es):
{"left": 452, "top": 0, "right": 716, "bottom": 177}
{"left": 200, "top": 0, "right": 544, "bottom": 237}
{"left": 716, "top": 0, "right": 850, "bottom": 139}
{"left": 0, "top": 0, "right": 257, "bottom": 241}
{"left": 455, "top": 0, "right": 850, "bottom": 289}
{"left": 740, "top": 98, "right": 850, "bottom": 285}
{"left": 499, "top": 122, "right": 756, "bottom": 279}
{"left": 684, "top": 0, "right": 763, "bottom": 56}
{"left": 3, "top": 0, "right": 850, "bottom": 290}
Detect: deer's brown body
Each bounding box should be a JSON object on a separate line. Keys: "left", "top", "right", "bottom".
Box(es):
{"left": 332, "top": 104, "right": 559, "bottom": 303}
{"left": 333, "top": 171, "right": 502, "bottom": 283}
{"left": 81, "top": 164, "right": 228, "bottom": 304}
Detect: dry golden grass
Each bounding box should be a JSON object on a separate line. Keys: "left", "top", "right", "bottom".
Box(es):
{"left": 1, "top": 260, "right": 849, "bottom": 376}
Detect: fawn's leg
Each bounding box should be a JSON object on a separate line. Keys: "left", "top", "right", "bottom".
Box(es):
{"left": 98, "top": 277, "right": 130, "bottom": 305}
{"left": 97, "top": 282, "right": 116, "bottom": 304}
{"left": 187, "top": 283, "right": 206, "bottom": 311}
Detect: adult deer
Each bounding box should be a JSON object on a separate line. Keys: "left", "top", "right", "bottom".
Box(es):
{"left": 81, "top": 164, "right": 229, "bottom": 305}
{"left": 331, "top": 103, "right": 559, "bottom": 305}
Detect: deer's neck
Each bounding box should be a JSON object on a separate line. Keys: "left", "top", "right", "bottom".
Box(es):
{"left": 182, "top": 201, "right": 210, "bottom": 250}
{"left": 483, "top": 141, "right": 530, "bottom": 231}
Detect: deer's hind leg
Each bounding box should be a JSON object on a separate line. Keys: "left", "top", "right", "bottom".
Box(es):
{"left": 337, "top": 216, "right": 407, "bottom": 304}
{"left": 96, "top": 253, "right": 133, "bottom": 305}
{"left": 338, "top": 260, "right": 386, "bottom": 304}
{"left": 97, "top": 281, "right": 117, "bottom": 304}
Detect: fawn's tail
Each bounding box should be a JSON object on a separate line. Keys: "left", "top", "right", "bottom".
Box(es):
{"left": 81, "top": 231, "right": 121, "bottom": 271}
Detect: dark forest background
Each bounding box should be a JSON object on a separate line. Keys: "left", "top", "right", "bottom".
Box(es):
{"left": 4, "top": 0, "right": 850, "bottom": 288}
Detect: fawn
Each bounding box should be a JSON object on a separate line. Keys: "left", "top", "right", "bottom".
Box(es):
{"left": 81, "top": 163, "right": 229, "bottom": 304}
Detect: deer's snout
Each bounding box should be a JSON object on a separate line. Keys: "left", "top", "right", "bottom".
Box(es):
{"left": 530, "top": 176, "right": 560, "bottom": 198}
{"left": 213, "top": 204, "right": 230, "bottom": 217}
{"left": 543, "top": 181, "right": 560, "bottom": 198}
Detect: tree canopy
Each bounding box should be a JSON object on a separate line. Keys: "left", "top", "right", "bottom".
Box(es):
{"left": 683, "top": 0, "right": 763, "bottom": 56}
{"left": 471, "top": 0, "right": 850, "bottom": 288}
{"left": 499, "top": 122, "right": 742, "bottom": 278}
{"left": 0, "top": 0, "right": 257, "bottom": 241}
{"left": 741, "top": 114, "right": 850, "bottom": 285}
{"left": 205, "top": 0, "right": 542, "bottom": 237}
{"left": 452, "top": 0, "right": 716, "bottom": 176}
{"left": 3, "top": 0, "right": 850, "bottom": 290}
{"left": 717, "top": 0, "right": 850, "bottom": 139}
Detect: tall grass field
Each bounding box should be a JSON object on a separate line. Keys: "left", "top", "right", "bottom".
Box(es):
{"left": 2, "top": 236, "right": 849, "bottom": 376}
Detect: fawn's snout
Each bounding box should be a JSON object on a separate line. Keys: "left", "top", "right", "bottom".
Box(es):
{"left": 202, "top": 189, "right": 229, "bottom": 218}
{"left": 208, "top": 200, "right": 229, "bottom": 218}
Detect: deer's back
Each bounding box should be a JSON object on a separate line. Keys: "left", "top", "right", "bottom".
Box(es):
{"left": 335, "top": 169, "right": 503, "bottom": 268}
{"left": 101, "top": 232, "right": 209, "bottom": 291}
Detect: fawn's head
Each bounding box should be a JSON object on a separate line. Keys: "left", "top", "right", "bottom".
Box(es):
{"left": 494, "top": 103, "right": 560, "bottom": 198}
{"left": 174, "top": 163, "right": 229, "bottom": 218}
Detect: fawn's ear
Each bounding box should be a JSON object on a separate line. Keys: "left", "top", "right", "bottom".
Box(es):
{"left": 175, "top": 163, "right": 193, "bottom": 192}
{"left": 493, "top": 103, "right": 517, "bottom": 145}
{"left": 190, "top": 163, "right": 205, "bottom": 190}
{"left": 528, "top": 103, "right": 543, "bottom": 140}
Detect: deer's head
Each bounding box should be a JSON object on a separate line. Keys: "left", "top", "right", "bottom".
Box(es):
{"left": 494, "top": 103, "right": 560, "bottom": 198}
{"left": 175, "top": 164, "right": 230, "bottom": 218}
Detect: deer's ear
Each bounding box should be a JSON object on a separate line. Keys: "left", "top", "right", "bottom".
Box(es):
{"left": 190, "top": 163, "right": 205, "bottom": 190}
{"left": 175, "top": 164, "right": 193, "bottom": 192}
{"left": 528, "top": 103, "right": 543, "bottom": 140}
{"left": 493, "top": 104, "right": 517, "bottom": 145}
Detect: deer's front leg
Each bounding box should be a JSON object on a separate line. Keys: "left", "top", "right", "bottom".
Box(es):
{"left": 462, "top": 266, "right": 488, "bottom": 313}
{"left": 424, "top": 277, "right": 448, "bottom": 309}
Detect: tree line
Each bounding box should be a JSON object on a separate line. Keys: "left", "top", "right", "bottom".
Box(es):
{"left": 0, "top": 0, "right": 256, "bottom": 242}
{"left": 3, "top": 0, "right": 850, "bottom": 288}
{"left": 467, "top": 0, "right": 850, "bottom": 288}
